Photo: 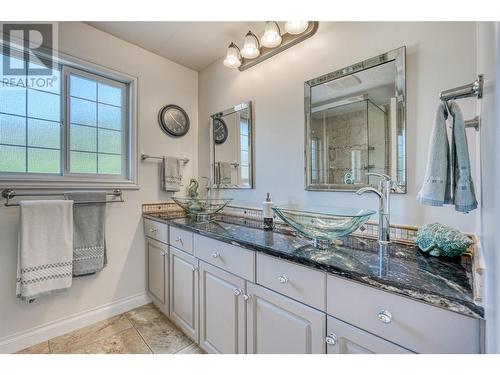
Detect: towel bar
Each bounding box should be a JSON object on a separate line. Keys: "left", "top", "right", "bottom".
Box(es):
{"left": 1, "top": 189, "right": 124, "bottom": 207}
{"left": 440, "top": 74, "right": 483, "bottom": 131}
{"left": 141, "top": 153, "right": 189, "bottom": 164}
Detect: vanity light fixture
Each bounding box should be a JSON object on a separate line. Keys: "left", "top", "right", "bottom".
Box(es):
{"left": 284, "top": 21, "right": 309, "bottom": 35}
{"left": 241, "top": 31, "right": 260, "bottom": 59}
{"left": 260, "top": 21, "right": 282, "bottom": 48}
{"left": 223, "top": 42, "right": 242, "bottom": 68}
{"left": 223, "top": 22, "right": 318, "bottom": 71}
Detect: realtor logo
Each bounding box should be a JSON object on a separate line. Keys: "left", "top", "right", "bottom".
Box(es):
{"left": 1, "top": 22, "right": 57, "bottom": 76}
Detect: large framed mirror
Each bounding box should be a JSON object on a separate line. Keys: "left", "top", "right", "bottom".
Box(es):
{"left": 304, "top": 46, "right": 406, "bottom": 193}
{"left": 210, "top": 101, "right": 253, "bottom": 189}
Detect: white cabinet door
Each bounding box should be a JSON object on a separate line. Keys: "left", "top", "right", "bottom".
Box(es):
{"left": 147, "top": 238, "right": 167, "bottom": 306}
{"left": 246, "top": 283, "right": 325, "bottom": 354}
{"left": 199, "top": 261, "right": 246, "bottom": 354}
{"left": 169, "top": 246, "right": 199, "bottom": 343}
{"left": 326, "top": 315, "right": 412, "bottom": 354}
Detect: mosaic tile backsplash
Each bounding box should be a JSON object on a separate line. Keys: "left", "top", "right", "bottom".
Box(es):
{"left": 142, "top": 202, "right": 418, "bottom": 243}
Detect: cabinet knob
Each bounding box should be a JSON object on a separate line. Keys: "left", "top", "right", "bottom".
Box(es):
{"left": 243, "top": 294, "right": 251, "bottom": 301}
{"left": 211, "top": 252, "right": 220, "bottom": 258}
{"left": 234, "top": 289, "right": 242, "bottom": 296}
{"left": 192, "top": 265, "right": 198, "bottom": 272}
{"left": 149, "top": 228, "right": 158, "bottom": 233}
{"left": 278, "top": 275, "right": 289, "bottom": 284}
{"left": 325, "top": 334, "right": 337, "bottom": 346}
{"left": 377, "top": 309, "right": 392, "bottom": 324}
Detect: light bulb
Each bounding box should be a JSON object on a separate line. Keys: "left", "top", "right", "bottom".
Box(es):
{"left": 223, "top": 42, "right": 241, "bottom": 68}
{"left": 241, "top": 31, "right": 260, "bottom": 59}
{"left": 285, "top": 21, "right": 309, "bottom": 35}
{"left": 260, "top": 21, "right": 282, "bottom": 48}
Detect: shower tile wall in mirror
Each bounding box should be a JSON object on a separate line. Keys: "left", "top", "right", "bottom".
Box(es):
{"left": 304, "top": 47, "right": 406, "bottom": 192}
{"left": 210, "top": 101, "right": 253, "bottom": 189}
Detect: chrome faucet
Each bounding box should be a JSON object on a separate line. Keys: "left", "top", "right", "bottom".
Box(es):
{"left": 356, "top": 173, "right": 398, "bottom": 244}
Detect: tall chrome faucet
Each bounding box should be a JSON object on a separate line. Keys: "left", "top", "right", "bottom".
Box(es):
{"left": 356, "top": 173, "right": 398, "bottom": 244}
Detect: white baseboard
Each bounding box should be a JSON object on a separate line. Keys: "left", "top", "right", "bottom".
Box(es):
{"left": 0, "top": 292, "right": 151, "bottom": 354}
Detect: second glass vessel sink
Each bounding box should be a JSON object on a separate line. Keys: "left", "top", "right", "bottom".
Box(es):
{"left": 272, "top": 204, "right": 375, "bottom": 248}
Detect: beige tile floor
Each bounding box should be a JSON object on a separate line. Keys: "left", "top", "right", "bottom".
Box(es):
{"left": 17, "top": 303, "right": 205, "bottom": 354}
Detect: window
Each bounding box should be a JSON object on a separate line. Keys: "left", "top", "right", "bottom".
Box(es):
{"left": 239, "top": 116, "right": 250, "bottom": 183}
{"left": 0, "top": 47, "right": 136, "bottom": 186}
{"left": 0, "top": 53, "right": 62, "bottom": 174}
{"left": 67, "top": 68, "right": 126, "bottom": 176}
{"left": 311, "top": 138, "right": 318, "bottom": 183}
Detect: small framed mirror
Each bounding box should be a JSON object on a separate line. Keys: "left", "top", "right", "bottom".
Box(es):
{"left": 304, "top": 46, "right": 406, "bottom": 193}
{"left": 210, "top": 101, "right": 253, "bottom": 189}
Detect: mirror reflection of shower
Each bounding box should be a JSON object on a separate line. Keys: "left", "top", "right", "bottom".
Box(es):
{"left": 305, "top": 47, "right": 406, "bottom": 192}
{"left": 310, "top": 97, "right": 390, "bottom": 187}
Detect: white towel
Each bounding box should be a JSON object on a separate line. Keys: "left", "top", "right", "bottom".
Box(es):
{"left": 16, "top": 200, "right": 74, "bottom": 302}
{"left": 161, "top": 156, "right": 182, "bottom": 192}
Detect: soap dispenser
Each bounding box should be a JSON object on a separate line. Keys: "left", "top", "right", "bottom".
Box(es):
{"left": 263, "top": 192, "right": 274, "bottom": 231}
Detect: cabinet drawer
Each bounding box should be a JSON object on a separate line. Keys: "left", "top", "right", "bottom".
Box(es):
{"left": 326, "top": 315, "right": 412, "bottom": 354}
{"left": 327, "top": 275, "right": 480, "bottom": 353}
{"left": 194, "top": 234, "right": 255, "bottom": 282}
{"left": 170, "top": 226, "right": 194, "bottom": 254}
{"left": 144, "top": 218, "right": 168, "bottom": 243}
{"left": 256, "top": 253, "right": 326, "bottom": 311}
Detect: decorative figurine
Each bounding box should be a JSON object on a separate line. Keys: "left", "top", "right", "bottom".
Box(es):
{"left": 415, "top": 223, "right": 473, "bottom": 257}
{"left": 186, "top": 179, "right": 202, "bottom": 213}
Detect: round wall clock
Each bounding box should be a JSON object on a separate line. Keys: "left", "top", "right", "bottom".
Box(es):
{"left": 213, "top": 118, "right": 228, "bottom": 144}
{"left": 158, "top": 104, "right": 190, "bottom": 137}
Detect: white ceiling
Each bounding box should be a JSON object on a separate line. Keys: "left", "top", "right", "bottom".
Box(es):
{"left": 86, "top": 21, "right": 270, "bottom": 71}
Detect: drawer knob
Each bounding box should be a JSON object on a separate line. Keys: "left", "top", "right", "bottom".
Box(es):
{"left": 149, "top": 228, "right": 158, "bottom": 233}
{"left": 377, "top": 310, "right": 392, "bottom": 324}
{"left": 175, "top": 237, "right": 183, "bottom": 244}
{"left": 278, "top": 275, "right": 289, "bottom": 284}
{"left": 211, "top": 252, "right": 220, "bottom": 258}
{"left": 234, "top": 289, "right": 242, "bottom": 296}
{"left": 243, "top": 294, "right": 251, "bottom": 301}
{"left": 325, "top": 334, "right": 337, "bottom": 346}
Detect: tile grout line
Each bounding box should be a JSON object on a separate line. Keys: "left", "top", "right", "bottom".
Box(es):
{"left": 172, "top": 343, "right": 196, "bottom": 354}
{"left": 126, "top": 304, "right": 193, "bottom": 354}
{"left": 123, "top": 312, "right": 154, "bottom": 354}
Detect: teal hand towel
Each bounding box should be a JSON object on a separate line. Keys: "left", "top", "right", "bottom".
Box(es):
{"left": 417, "top": 102, "right": 452, "bottom": 206}
{"left": 449, "top": 101, "right": 478, "bottom": 213}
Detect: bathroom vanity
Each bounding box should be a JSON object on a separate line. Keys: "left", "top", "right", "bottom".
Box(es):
{"left": 143, "top": 212, "right": 484, "bottom": 354}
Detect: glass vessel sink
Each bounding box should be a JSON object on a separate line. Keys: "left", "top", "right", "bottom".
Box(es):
{"left": 273, "top": 204, "right": 375, "bottom": 248}
{"left": 172, "top": 197, "right": 233, "bottom": 221}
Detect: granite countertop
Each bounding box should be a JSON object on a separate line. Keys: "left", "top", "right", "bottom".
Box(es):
{"left": 144, "top": 214, "right": 484, "bottom": 319}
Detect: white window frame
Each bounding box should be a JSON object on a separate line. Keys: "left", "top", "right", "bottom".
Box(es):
{"left": 0, "top": 46, "right": 139, "bottom": 189}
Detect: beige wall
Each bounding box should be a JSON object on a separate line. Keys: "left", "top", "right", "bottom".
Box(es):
{"left": 0, "top": 22, "right": 198, "bottom": 345}
{"left": 198, "top": 22, "right": 479, "bottom": 232}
